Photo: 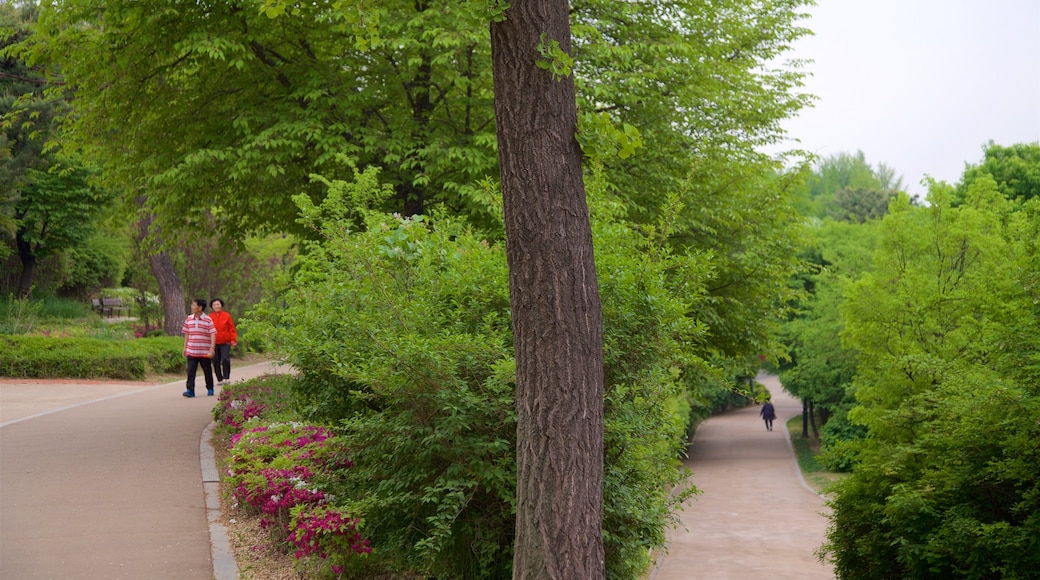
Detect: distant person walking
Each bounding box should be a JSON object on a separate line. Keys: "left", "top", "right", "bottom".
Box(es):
{"left": 209, "top": 297, "right": 237, "bottom": 386}
{"left": 182, "top": 298, "right": 216, "bottom": 398}
{"left": 760, "top": 400, "right": 777, "bottom": 431}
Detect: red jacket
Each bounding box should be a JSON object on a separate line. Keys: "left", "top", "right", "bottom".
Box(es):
{"left": 210, "top": 310, "right": 237, "bottom": 345}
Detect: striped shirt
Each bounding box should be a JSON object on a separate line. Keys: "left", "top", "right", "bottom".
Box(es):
{"left": 182, "top": 313, "right": 216, "bottom": 357}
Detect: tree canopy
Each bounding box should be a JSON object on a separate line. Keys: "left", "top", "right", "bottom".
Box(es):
{"left": 19, "top": 0, "right": 814, "bottom": 368}
{"left": 814, "top": 166, "right": 1040, "bottom": 577}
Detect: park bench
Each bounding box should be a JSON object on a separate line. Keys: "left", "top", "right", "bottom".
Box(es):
{"left": 99, "top": 297, "right": 131, "bottom": 318}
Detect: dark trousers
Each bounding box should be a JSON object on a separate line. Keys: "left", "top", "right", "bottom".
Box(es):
{"left": 186, "top": 356, "right": 215, "bottom": 395}
{"left": 214, "top": 343, "right": 232, "bottom": 381}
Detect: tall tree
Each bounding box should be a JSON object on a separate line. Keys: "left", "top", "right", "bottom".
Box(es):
{"left": 490, "top": 2, "right": 604, "bottom": 577}
{"left": 794, "top": 150, "right": 904, "bottom": 220}
{"left": 134, "top": 209, "right": 184, "bottom": 336}
{"left": 26, "top": 0, "right": 811, "bottom": 357}
{"left": 2, "top": 2, "right": 126, "bottom": 299}
{"left": 822, "top": 180, "right": 1040, "bottom": 577}
{"left": 956, "top": 141, "right": 1040, "bottom": 204}
{"left": 13, "top": 163, "right": 103, "bottom": 297}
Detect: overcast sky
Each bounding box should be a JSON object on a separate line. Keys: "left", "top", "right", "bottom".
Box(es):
{"left": 775, "top": 0, "right": 1040, "bottom": 198}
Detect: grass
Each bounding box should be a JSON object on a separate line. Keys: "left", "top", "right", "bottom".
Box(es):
{"left": 785, "top": 415, "right": 845, "bottom": 495}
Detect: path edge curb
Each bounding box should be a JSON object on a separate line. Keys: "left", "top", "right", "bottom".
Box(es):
{"left": 201, "top": 421, "right": 238, "bottom": 580}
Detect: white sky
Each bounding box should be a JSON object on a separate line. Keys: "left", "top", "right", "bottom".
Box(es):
{"left": 776, "top": 0, "right": 1040, "bottom": 198}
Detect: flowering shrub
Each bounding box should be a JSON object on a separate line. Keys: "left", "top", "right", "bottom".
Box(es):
{"left": 289, "top": 503, "right": 371, "bottom": 576}
{"left": 212, "top": 374, "right": 295, "bottom": 430}
{"left": 225, "top": 419, "right": 370, "bottom": 574}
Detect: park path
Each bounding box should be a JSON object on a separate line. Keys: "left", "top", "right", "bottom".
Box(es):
{"left": 651, "top": 373, "right": 835, "bottom": 579}
{"left": 0, "top": 360, "right": 284, "bottom": 580}
{"left": 2, "top": 367, "right": 832, "bottom": 579}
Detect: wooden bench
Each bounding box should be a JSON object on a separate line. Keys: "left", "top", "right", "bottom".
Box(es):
{"left": 91, "top": 298, "right": 104, "bottom": 315}
{"left": 100, "top": 297, "right": 131, "bottom": 318}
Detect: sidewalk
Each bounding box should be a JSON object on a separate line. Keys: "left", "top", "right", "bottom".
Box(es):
{"left": 2, "top": 367, "right": 832, "bottom": 579}
{"left": 651, "top": 373, "right": 835, "bottom": 579}
{"left": 0, "top": 360, "right": 286, "bottom": 579}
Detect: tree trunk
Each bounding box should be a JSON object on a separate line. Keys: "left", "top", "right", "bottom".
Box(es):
{"left": 136, "top": 205, "right": 185, "bottom": 336}
{"left": 15, "top": 231, "right": 36, "bottom": 299}
{"left": 150, "top": 251, "right": 185, "bottom": 336}
{"left": 490, "top": 2, "right": 605, "bottom": 578}
{"left": 802, "top": 399, "right": 810, "bottom": 439}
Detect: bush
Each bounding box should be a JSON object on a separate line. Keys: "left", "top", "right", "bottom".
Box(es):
{"left": 817, "top": 408, "right": 866, "bottom": 472}
{"left": 212, "top": 374, "right": 297, "bottom": 431}
{"left": 226, "top": 420, "right": 371, "bottom": 576}
{"left": 0, "top": 335, "right": 183, "bottom": 379}
{"left": 247, "top": 169, "right": 710, "bottom": 578}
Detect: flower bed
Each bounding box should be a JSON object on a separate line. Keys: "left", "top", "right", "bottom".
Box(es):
{"left": 215, "top": 376, "right": 371, "bottom": 578}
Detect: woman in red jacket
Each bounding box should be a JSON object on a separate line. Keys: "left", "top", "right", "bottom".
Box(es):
{"left": 209, "top": 298, "right": 238, "bottom": 385}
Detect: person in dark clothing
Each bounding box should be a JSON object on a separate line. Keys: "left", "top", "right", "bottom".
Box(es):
{"left": 760, "top": 400, "right": 777, "bottom": 431}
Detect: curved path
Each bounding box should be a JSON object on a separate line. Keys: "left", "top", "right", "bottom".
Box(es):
{"left": 0, "top": 361, "right": 283, "bottom": 579}
{"left": 3, "top": 368, "right": 830, "bottom": 578}
{"left": 652, "top": 373, "right": 834, "bottom": 579}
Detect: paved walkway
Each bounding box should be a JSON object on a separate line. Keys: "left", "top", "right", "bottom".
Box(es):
{"left": 0, "top": 360, "right": 285, "bottom": 580}
{"left": 2, "top": 368, "right": 831, "bottom": 579}
{"left": 651, "top": 373, "right": 834, "bottom": 579}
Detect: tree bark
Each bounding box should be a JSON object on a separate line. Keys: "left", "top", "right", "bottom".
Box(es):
{"left": 802, "top": 399, "right": 810, "bottom": 439}
{"left": 490, "top": 2, "right": 605, "bottom": 578}
{"left": 15, "top": 231, "right": 37, "bottom": 299}
{"left": 150, "top": 251, "right": 185, "bottom": 336}
{"left": 136, "top": 205, "right": 185, "bottom": 336}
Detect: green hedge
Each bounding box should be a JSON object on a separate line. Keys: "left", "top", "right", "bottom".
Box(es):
{"left": 0, "top": 335, "right": 184, "bottom": 380}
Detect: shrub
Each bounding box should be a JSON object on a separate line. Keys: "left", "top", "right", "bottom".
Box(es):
{"left": 247, "top": 169, "right": 710, "bottom": 578}
{"left": 212, "top": 374, "right": 296, "bottom": 431}
{"left": 225, "top": 420, "right": 370, "bottom": 575}
{"left": 0, "top": 335, "right": 183, "bottom": 379}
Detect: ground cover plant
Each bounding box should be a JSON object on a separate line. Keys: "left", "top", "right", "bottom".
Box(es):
{"left": 784, "top": 416, "right": 844, "bottom": 495}
{"left": 214, "top": 375, "right": 409, "bottom": 579}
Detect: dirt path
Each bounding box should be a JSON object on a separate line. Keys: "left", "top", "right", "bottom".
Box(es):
{"left": 651, "top": 373, "right": 835, "bottom": 579}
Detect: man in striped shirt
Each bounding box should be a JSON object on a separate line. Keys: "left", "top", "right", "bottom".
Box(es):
{"left": 182, "top": 298, "right": 217, "bottom": 397}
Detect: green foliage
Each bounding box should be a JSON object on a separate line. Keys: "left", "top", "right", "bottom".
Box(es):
{"left": 213, "top": 374, "right": 311, "bottom": 433}
{"left": 0, "top": 334, "right": 183, "bottom": 379}
{"left": 29, "top": 294, "right": 92, "bottom": 319}
{"left": 1, "top": 1, "right": 61, "bottom": 256}
{"left": 14, "top": 164, "right": 103, "bottom": 257}
{"left": 816, "top": 407, "right": 865, "bottom": 472}
{"left": 956, "top": 141, "right": 1040, "bottom": 204}
{"left": 794, "top": 151, "right": 904, "bottom": 220}
{"left": 247, "top": 169, "right": 710, "bottom": 578}
{"left": 589, "top": 178, "right": 708, "bottom": 578}
{"left": 60, "top": 232, "right": 128, "bottom": 295}
{"left": 577, "top": 111, "right": 644, "bottom": 161}
{"left": 0, "top": 291, "right": 41, "bottom": 333}
{"left": 535, "top": 33, "right": 574, "bottom": 80}
{"left": 820, "top": 179, "right": 1040, "bottom": 577}
{"left": 27, "top": 0, "right": 811, "bottom": 253}
{"left": 249, "top": 176, "right": 517, "bottom": 577}
{"left": 780, "top": 219, "right": 879, "bottom": 462}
